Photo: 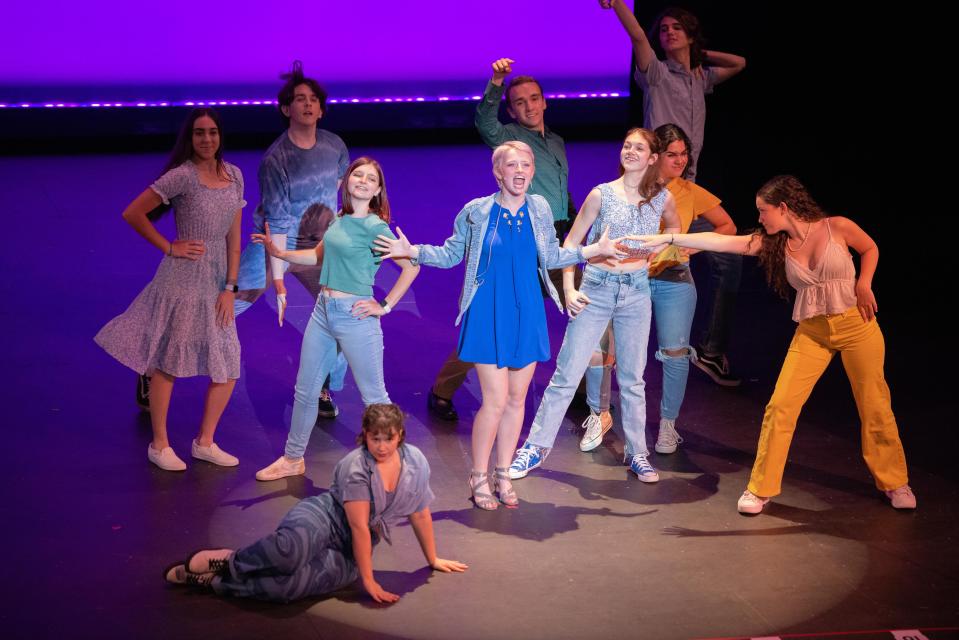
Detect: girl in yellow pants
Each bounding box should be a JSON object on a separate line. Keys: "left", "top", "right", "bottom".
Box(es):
{"left": 637, "top": 175, "right": 914, "bottom": 514}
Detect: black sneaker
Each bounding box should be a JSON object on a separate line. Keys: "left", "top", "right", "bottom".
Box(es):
{"left": 317, "top": 389, "right": 339, "bottom": 418}
{"left": 136, "top": 374, "right": 151, "bottom": 411}
{"left": 427, "top": 389, "right": 458, "bottom": 421}
{"left": 693, "top": 351, "right": 741, "bottom": 387}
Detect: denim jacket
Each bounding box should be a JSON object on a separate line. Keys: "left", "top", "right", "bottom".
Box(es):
{"left": 414, "top": 193, "right": 584, "bottom": 325}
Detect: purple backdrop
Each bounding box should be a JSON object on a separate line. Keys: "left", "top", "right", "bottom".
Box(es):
{"left": 0, "top": 1, "right": 630, "bottom": 100}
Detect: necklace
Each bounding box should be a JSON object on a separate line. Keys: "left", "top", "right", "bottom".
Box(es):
{"left": 786, "top": 221, "right": 812, "bottom": 252}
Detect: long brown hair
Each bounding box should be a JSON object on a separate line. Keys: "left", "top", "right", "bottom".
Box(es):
{"left": 340, "top": 157, "right": 391, "bottom": 223}
{"left": 752, "top": 175, "right": 827, "bottom": 299}
{"left": 619, "top": 128, "right": 664, "bottom": 204}
{"left": 148, "top": 108, "right": 230, "bottom": 221}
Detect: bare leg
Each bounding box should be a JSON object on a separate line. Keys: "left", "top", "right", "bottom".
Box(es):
{"left": 496, "top": 363, "right": 537, "bottom": 470}
{"left": 149, "top": 370, "right": 175, "bottom": 450}
{"left": 197, "top": 380, "right": 238, "bottom": 446}
{"left": 472, "top": 364, "right": 509, "bottom": 474}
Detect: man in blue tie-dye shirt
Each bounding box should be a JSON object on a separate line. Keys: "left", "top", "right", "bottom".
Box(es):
{"left": 235, "top": 62, "right": 350, "bottom": 417}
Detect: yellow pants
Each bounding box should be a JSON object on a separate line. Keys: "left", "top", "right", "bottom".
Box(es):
{"left": 748, "top": 308, "right": 908, "bottom": 498}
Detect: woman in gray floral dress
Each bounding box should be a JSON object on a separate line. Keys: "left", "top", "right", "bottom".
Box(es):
{"left": 95, "top": 108, "right": 245, "bottom": 471}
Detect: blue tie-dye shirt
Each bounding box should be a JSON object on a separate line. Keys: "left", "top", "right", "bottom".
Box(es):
{"left": 253, "top": 129, "right": 350, "bottom": 247}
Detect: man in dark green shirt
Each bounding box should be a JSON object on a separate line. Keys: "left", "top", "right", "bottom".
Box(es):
{"left": 427, "top": 58, "right": 579, "bottom": 421}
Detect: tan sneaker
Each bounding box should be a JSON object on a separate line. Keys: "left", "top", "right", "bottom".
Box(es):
{"left": 579, "top": 410, "right": 613, "bottom": 452}
{"left": 655, "top": 418, "right": 684, "bottom": 454}
{"left": 148, "top": 444, "right": 187, "bottom": 471}
{"left": 191, "top": 440, "right": 239, "bottom": 467}
{"left": 885, "top": 485, "right": 917, "bottom": 509}
{"left": 255, "top": 455, "right": 306, "bottom": 481}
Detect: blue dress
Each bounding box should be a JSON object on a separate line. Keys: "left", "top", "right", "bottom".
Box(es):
{"left": 457, "top": 201, "right": 549, "bottom": 368}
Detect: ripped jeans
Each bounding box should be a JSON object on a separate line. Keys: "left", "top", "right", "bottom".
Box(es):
{"left": 650, "top": 267, "right": 697, "bottom": 421}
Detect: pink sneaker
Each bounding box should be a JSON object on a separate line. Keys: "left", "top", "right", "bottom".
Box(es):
{"left": 148, "top": 444, "right": 186, "bottom": 471}
{"left": 255, "top": 456, "right": 306, "bottom": 481}
{"left": 737, "top": 490, "right": 769, "bottom": 515}
{"left": 885, "top": 485, "right": 917, "bottom": 509}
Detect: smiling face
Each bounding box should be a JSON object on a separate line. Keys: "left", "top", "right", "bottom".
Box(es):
{"left": 660, "top": 139, "right": 689, "bottom": 180}
{"left": 506, "top": 81, "right": 546, "bottom": 132}
{"left": 493, "top": 148, "right": 535, "bottom": 198}
{"left": 346, "top": 162, "right": 382, "bottom": 203}
{"left": 620, "top": 131, "right": 658, "bottom": 174}
{"left": 191, "top": 115, "right": 220, "bottom": 162}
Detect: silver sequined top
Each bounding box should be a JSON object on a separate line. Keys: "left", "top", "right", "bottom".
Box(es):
{"left": 587, "top": 183, "right": 668, "bottom": 256}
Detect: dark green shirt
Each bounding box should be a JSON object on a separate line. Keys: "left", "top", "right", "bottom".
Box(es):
{"left": 474, "top": 81, "right": 572, "bottom": 222}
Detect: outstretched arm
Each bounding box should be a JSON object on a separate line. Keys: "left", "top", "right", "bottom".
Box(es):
{"left": 408, "top": 508, "right": 469, "bottom": 573}
{"left": 635, "top": 231, "right": 760, "bottom": 256}
{"left": 251, "top": 222, "right": 323, "bottom": 266}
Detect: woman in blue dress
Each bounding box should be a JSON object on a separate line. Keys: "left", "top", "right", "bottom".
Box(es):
{"left": 374, "top": 142, "right": 625, "bottom": 510}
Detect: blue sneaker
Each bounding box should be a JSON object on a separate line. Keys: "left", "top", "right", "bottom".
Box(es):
{"left": 627, "top": 453, "right": 660, "bottom": 483}
{"left": 508, "top": 443, "right": 549, "bottom": 479}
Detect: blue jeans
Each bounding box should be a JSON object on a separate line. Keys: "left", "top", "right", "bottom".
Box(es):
{"left": 527, "top": 266, "right": 652, "bottom": 456}
{"left": 650, "top": 268, "right": 697, "bottom": 421}
{"left": 285, "top": 295, "right": 390, "bottom": 459}
{"left": 688, "top": 216, "right": 741, "bottom": 355}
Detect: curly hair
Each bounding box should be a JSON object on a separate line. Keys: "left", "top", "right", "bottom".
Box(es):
{"left": 356, "top": 403, "right": 406, "bottom": 448}
{"left": 653, "top": 123, "right": 694, "bottom": 180}
{"left": 752, "top": 175, "right": 827, "bottom": 299}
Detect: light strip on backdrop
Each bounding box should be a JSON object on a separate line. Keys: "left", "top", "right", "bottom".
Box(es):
{"left": 0, "top": 92, "right": 623, "bottom": 110}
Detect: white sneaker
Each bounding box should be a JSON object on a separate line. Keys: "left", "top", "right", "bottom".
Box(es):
{"left": 737, "top": 490, "right": 769, "bottom": 515}
{"left": 579, "top": 410, "right": 613, "bottom": 452}
{"left": 255, "top": 455, "right": 306, "bottom": 481}
{"left": 148, "top": 444, "right": 186, "bottom": 471}
{"left": 192, "top": 440, "right": 239, "bottom": 467}
{"left": 654, "top": 418, "right": 684, "bottom": 454}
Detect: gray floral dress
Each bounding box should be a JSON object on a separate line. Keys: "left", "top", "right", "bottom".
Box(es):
{"left": 95, "top": 161, "right": 246, "bottom": 383}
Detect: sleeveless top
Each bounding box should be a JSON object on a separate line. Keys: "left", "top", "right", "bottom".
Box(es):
{"left": 588, "top": 182, "right": 668, "bottom": 257}
{"left": 785, "top": 218, "right": 858, "bottom": 322}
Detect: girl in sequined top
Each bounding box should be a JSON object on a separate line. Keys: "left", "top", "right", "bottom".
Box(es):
{"left": 508, "top": 128, "right": 681, "bottom": 484}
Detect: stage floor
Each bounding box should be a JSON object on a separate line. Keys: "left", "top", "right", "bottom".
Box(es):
{"left": 1, "top": 146, "right": 955, "bottom": 640}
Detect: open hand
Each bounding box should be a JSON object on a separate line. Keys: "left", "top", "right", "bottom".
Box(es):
{"left": 430, "top": 558, "right": 469, "bottom": 573}
{"left": 170, "top": 239, "right": 205, "bottom": 260}
{"left": 373, "top": 226, "right": 414, "bottom": 259}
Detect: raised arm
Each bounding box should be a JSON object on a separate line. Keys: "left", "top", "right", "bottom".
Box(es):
{"left": 407, "top": 507, "right": 469, "bottom": 573}
{"left": 343, "top": 500, "right": 399, "bottom": 604}
{"left": 703, "top": 49, "right": 747, "bottom": 84}
{"left": 474, "top": 58, "right": 515, "bottom": 148}
{"left": 602, "top": 0, "right": 657, "bottom": 73}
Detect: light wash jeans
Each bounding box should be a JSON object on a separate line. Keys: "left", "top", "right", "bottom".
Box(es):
{"left": 527, "top": 265, "right": 652, "bottom": 456}
{"left": 284, "top": 294, "right": 390, "bottom": 459}
{"left": 650, "top": 267, "right": 697, "bottom": 421}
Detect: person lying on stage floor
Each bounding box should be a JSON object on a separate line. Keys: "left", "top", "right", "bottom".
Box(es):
{"left": 634, "top": 175, "right": 916, "bottom": 514}
{"left": 164, "top": 403, "right": 467, "bottom": 603}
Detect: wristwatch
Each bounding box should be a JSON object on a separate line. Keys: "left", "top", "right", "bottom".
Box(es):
{"left": 379, "top": 299, "right": 392, "bottom": 314}
{"left": 224, "top": 283, "right": 239, "bottom": 293}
